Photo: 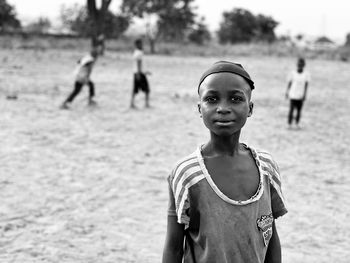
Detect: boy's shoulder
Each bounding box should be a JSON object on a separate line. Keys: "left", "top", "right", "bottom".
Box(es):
{"left": 253, "top": 148, "right": 279, "bottom": 170}
{"left": 251, "top": 147, "right": 282, "bottom": 184}
{"left": 168, "top": 149, "right": 202, "bottom": 186}
{"left": 79, "top": 54, "right": 95, "bottom": 66}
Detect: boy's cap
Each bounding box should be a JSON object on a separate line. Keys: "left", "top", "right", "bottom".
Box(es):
{"left": 198, "top": 61, "right": 255, "bottom": 93}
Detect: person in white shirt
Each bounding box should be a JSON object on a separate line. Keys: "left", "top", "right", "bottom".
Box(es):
{"left": 130, "top": 39, "right": 151, "bottom": 108}
{"left": 285, "top": 58, "right": 310, "bottom": 129}
{"left": 60, "top": 49, "right": 98, "bottom": 109}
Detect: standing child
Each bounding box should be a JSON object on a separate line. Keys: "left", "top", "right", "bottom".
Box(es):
{"left": 60, "top": 49, "right": 98, "bottom": 109}
{"left": 162, "top": 61, "right": 288, "bottom": 263}
{"left": 130, "top": 39, "right": 151, "bottom": 108}
{"left": 285, "top": 57, "right": 310, "bottom": 129}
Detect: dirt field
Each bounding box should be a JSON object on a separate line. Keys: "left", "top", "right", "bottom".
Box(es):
{"left": 1, "top": 49, "right": 349, "bottom": 263}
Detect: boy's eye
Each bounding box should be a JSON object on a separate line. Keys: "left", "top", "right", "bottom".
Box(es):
{"left": 205, "top": 96, "right": 217, "bottom": 102}
{"left": 231, "top": 96, "right": 244, "bottom": 102}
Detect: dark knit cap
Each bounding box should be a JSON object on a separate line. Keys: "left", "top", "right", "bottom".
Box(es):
{"left": 198, "top": 61, "right": 255, "bottom": 93}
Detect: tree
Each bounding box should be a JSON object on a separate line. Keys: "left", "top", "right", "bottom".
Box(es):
{"left": 60, "top": 4, "right": 129, "bottom": 38}
{"left": 345, "top": 33, "right": 350, "bottom": 46}
{"left": 217, "top": 8, "right": 279, "bottom": 44}
{"left": 122, "top": 0, "right": 197, "bottom": 51}
{"left": 255, "top": 14, "right": 278, "bottom": 43}
{"left": 217, "top": 8, "right": 257, "bottom": 44}
{"left": 25, "top": 17, "right": 51, "bottom": 34}
{"left": 87, "top": 1, "right": 111, "bottom": 37}
{"left": 0, "top": 0, "right": 21, "bottom": 32}
{"left": 188, "top": 17, "right": 211, "bottom": 45}
{"left": 157, "top": 0, "right": 196, "bottom": 42}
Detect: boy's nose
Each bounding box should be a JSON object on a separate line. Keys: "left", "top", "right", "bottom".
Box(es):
{"left": 217, "top": 103, "right": 232, "bottom": 114}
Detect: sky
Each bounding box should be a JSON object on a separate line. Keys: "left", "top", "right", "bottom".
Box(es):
{"left": 7, "top": 0, "right": 350, "bottom": 43}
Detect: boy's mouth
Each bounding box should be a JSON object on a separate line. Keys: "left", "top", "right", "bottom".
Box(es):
{"left": 214, "top": 120, "right": 235, "bottom": 126}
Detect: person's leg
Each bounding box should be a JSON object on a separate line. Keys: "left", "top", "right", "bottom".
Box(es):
{"left": 130, "top": 74, "right": 138, "bottom": 108}
{"left": 88, "top": 80, "right": 96, "bottom": 105}
{"left": 295, "top": 100, "right": 304, "bottom": 125}
{"left": 145, "top": 92, "right": 150, "bottom": 108}
{"left": 288, "top": 99, "right": 295, "bottom": 125}
{"left": 61, "top": 81, "right": 83, "bottom": 108}
{"left": 141, "top": 74, "right": 150, "bottom": 108}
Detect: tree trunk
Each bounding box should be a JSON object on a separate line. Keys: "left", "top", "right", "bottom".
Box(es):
{"left": 87, "top": 0, "right": 112, "bottom": 55}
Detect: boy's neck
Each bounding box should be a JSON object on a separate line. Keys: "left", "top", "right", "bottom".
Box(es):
{"left": 203, "top": 132, "right": 241, "bottom": 157}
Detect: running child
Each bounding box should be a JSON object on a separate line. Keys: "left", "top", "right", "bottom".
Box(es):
{"left": 285, "top": 57, "right": 310, "bottom": 129}
{"left": 60, "top": 49, "right": 98, "bottom": 109}
{"left": 162, "top": 61, "right": 288, "bottom": 263}
{"left": 130, "top": 38, "right": 151, "bottom": 108}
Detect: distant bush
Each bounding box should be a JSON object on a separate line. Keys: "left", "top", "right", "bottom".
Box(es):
{"left": 188, "top": 18, "right": 211, "bottom": 45}
{"left": 217, "top": 8, "right": 278, "bottom": 44}
{"left": 24, "top": 17, "right": 51, "bottom": 34}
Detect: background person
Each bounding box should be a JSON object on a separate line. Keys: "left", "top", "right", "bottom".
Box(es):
{"left": 60, "top": 49, "right": 98, "bottom": 109}
{"left": 285, "top": 57, "right": 310, "bottom": 129}
{"left": 130, "top": 39, "right": 151, "bottom": 108}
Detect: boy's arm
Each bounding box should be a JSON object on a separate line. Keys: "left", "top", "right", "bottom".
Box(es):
{"left": 137, "top": 59, "right": 142, "bottom": 74}
{"left": 303, "top": 82, "right": 308, "bottom": 101}
{"left": 285, "top": 81, "right": 291, "bottom": 99}
{"left": 162, "top": 183, "right": 185, "bottom": 263}
{"left": 162, "top": 216, "right": 185, "bottom": 263}
{"left": 264, "top": 221, "right": 281, "bottom": 263}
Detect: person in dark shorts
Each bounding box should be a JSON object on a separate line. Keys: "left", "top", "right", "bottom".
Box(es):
{"left": 285, "top": 58, "right": 310, "bottom": 129}
{"left": 130, "top": 39, "right": 151, "bottom": 108}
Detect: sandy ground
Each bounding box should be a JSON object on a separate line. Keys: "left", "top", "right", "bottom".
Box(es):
{"left": 0, "top": 49, "right": 349, "bottom": 263}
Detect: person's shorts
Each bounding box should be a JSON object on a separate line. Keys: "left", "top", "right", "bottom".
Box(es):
{"left": 133, "top": 73, "right": 150, "bottom": 94}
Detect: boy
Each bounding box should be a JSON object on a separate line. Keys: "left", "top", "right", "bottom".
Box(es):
{"left": 130, "top": 39, "right": 151, "bottom": 108}
{"left": 60, "top": 49, "right": 98, "bottom": 109}
{"left": 162, "top": 61, "right": 288, "bottom": 263}
{"left": 285, "top": 57, "right": 310, "bottom": 129}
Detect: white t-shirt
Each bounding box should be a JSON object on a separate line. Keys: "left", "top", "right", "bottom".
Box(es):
{"left": 133, "top": 49, "right": 143, "bottom": 73}
{"left": 287, "top": 70, "right": 310, "bottom": 100}
{"left": 74, "top": 54, "right": 95, "bottom": 83}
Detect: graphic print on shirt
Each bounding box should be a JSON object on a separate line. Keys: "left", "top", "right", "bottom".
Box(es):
{"left": 256, "top": 213, "right": 273, "bottom": 246}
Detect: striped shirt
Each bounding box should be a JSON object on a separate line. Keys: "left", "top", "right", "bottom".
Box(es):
{"left": 167, "top": 144, "right": 287, "bottom": 263}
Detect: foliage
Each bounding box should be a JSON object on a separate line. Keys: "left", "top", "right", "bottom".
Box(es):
{"left": 0, "top": 0, "right": 21, "bottom": 31}
{"left": 217, "top": 8, "right": 256, "bottom": 44}
{"left": 157, "top": 1, "right": 196, "bottom": 41}
{"left": 122, "top": 0, "right": 197, "bottom": 42}
{"left": 217, "top": 8, "right": 278, "bottom": 44}
{"left": 345, "top": 33, "right": 350, "bottom": 46}
{"left": 255, "top": 14, "right": 278, "bottom": 43}
{"left": 60, "top": 3, "right": 129, "bottom": 38}
{"left": 25, "top": 17, "right": 51, "bottom": 34}
{"left": 188, "top": 17, "right": 211, "bottom": 45}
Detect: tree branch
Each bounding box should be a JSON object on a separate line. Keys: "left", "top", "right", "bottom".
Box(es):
{"left": 101, "top": 0, "right": 112, "bottom": 11}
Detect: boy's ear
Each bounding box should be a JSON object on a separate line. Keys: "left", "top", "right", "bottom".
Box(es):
{"left": 248, "top": 102, "right": 254, "bottom": 117}
{"left": 197, "top": 102, "right": 202, "bottom": 117}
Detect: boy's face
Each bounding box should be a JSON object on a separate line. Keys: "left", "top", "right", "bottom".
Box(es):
{"left": 198, "top": 72, "right": 253, "bottom": 137}
{"left": 297, "top": 61, "right": 305, "bottom": 72}
{"left": 136, "top": 41, "right": 143, "bottom": 50}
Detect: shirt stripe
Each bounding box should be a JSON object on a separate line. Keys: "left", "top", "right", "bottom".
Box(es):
{"left": 172, "top": 156, "right": 197, "bottom": 189}
{"left": 170, "top": 151, "right": 205, "bottom": 227}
